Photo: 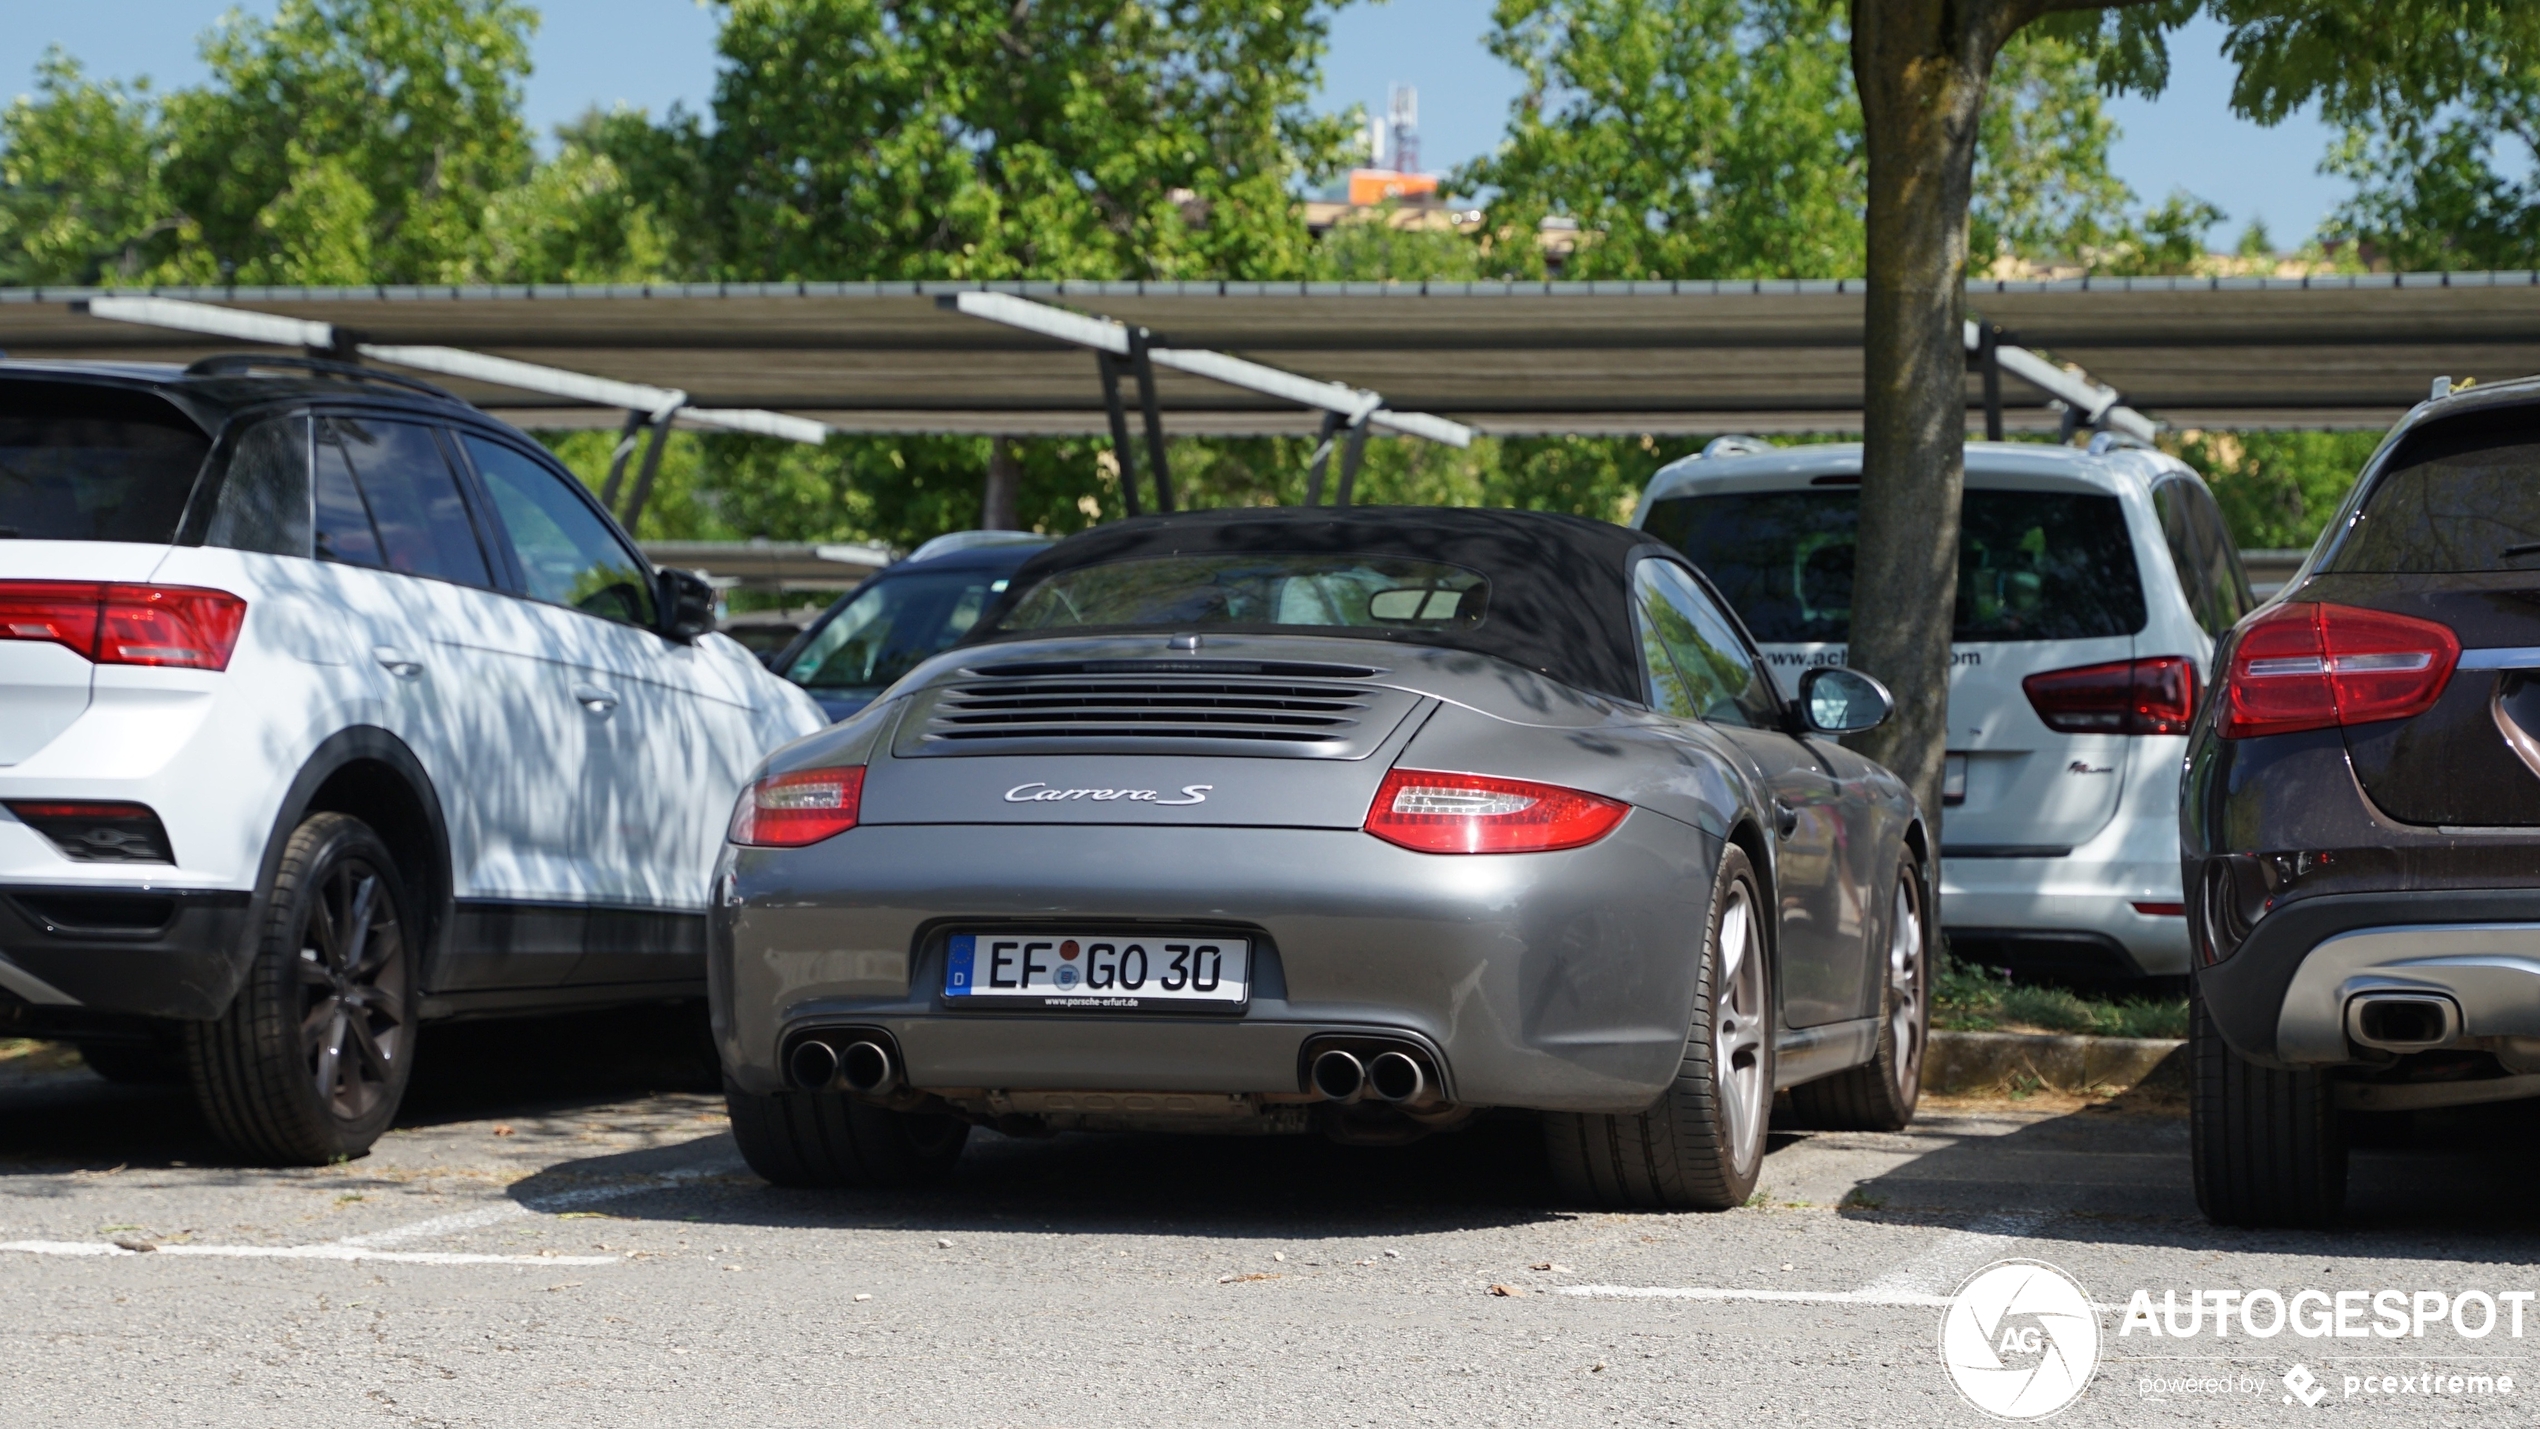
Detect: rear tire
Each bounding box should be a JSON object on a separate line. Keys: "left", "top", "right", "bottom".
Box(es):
{"left": 1544, "top": 844, "right": 1774, "bottom": 1210}
{"left": 726, "top": 1084, "right": 970, "bottom": 1189}
{"left": 2190, "top": 980, "right": 2346, "bottom": 1228}
{"left": 1785, "top": 849, "right": 1928, "bottom": 1132}
{"left": 184, "top": 813, "right": 417, "bottom": 1165}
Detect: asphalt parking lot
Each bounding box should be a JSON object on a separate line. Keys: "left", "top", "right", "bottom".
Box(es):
{"left": 7, "top": 1013, "right": 2540, "bottom": 1428}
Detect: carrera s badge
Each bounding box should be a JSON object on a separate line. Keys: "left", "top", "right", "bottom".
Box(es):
{"left": 1004, "top": 782, "right": 1212, "bottom": 806}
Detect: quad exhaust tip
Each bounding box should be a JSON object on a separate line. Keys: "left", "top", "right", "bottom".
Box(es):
{"left": 840, "top": 1040, "right": 898, "bottom": 1094}
{"left": 2347, "top": 993, "right": 2463, "bottom": 1053}
{"left": 1366, "top": 1050, "right": 1427, "bottom": 1104}
{"left": 1310, "top": 1049, "right": 1366, "bottom": 1102}
{"left": 788, "top": 1038, "right": 841, "bottom": 1090}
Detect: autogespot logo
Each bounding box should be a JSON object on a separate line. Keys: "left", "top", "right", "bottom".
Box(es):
{"left": 1941, "top": 1260, "right": 2103, "bottom": 1419}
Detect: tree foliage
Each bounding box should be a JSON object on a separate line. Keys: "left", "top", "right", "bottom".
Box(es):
{"left": 2165, "top": 428, "right": 2380, "bottom": 549}
{"left": 1458, "top": 0, "right": 2155, "bottom": 280}
{"left": 638, "top": 0, "right": 1361, "bottom": 282}
{"left": 0, "top": 0, "right": 674, "bottom": 286}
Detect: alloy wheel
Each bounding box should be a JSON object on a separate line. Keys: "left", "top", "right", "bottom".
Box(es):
{"left": 1713, "top": 885, "right": 1770, "bottom": 1175}
{"left": 1887, "top": 880, "right": 1926, "bottom": 1102}
{"left": 295, "top": 857, "right": 408, "bottom": 1123}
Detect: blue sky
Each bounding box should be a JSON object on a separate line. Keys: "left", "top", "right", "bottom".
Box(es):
{"left": 1, "top": 0, "right": 2345, "bottom": 246}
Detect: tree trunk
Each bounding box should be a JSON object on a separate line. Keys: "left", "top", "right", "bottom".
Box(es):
{"left": 1845, "top": 0, "right": 2023, "bottom": 826}
{"left": 982, "top": 436, "right": 1021, "bottom": 530}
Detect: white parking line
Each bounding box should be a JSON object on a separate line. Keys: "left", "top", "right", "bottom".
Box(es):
{"left": 1, "top": 1154, "right": 749, "bottom": 1269}
{"left": 0, "top": 1240, "right": 615, "bottom": 1266}
{"left": 340, "top": 1157, "right": 745, "bottom": 1248}
{"left": 1555, "top": 1284, "right": 1949, "bottom": 1307}
{"left": 1551, "top": 1209, "right": 2059, "bottom": 1309}
{"left": 1851, "top": 1209, "right": 2058, "bottom": 1299}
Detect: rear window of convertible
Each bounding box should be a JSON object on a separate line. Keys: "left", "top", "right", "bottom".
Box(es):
{"left": 1642, "top": 487, "right": 2146, "bottom": 643}
{"left": 995, "top": 554, "right": 1489, "bottom": 633}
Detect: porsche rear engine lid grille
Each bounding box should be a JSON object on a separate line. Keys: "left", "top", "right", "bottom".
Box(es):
{"left": 926, "top": 675, "right": 1372, "bottom": 743}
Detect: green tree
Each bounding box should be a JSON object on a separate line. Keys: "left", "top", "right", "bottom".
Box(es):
{"left": 2166, "top": 428, "right": 2379, "bottom": 548}
{"left": 1459, "top": 1, "right": 2143, "bottom": 281}
{"left": 0, "top": 54, "right": 181, "bottom": 285}
{"left": 2321, "top": 53, "right": 2540, "bottom": 270}
{"left": 674, "top": 0, "right": 1360, "bottom": 282}
{"left": 1309, "top": 207, "right": 1484, "bottom": 281}
{"left": 161, "top": 0, "right": 539, "bottom": 283}
{"left": 0, "top": 0, "right": 555, "bottom": 286}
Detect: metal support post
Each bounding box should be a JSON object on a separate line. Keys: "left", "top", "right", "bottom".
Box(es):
{"left": 1096, "top": 353, "right": 1143, "bottom": 518}
{"left": 598, "top": 408, "right": 648, "bottom": 512}
{"left": 1128, "top": 327, "right": 1173, "bottom": 512}
{"left": 1977, "top": 323, "right": 2005, "bottom": 442}
{"left": 1303, "top": 410, "right": 1345, "bottom": 505}
{"left": 617, "top": 407, "right": 679, "bottom": 534}
{"left": 1334, "top": 420, "right": 1372, "bottom": 506}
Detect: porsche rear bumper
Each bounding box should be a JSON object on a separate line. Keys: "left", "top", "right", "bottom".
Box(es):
{"left": 711, "top": 816, "right": 1718, "bottom": 1113}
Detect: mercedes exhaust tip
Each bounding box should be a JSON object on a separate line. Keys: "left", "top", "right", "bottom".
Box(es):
{"left": 788, "top": 1038, "right": 841, "bottom": 1090}
{"left": 1310, "top": 1049, "right": 1366, "bottom": 1102}
{"left": 839, "top": 1040, "right": 899, "bottom": 1094}
{"left": 1366, "top": 1050, "right": 1428, "bottom": 1104}
{"left": 2347, "top": 994, "right": 2463, "bottom": 1053}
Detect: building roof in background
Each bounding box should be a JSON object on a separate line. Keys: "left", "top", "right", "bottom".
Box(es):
{"left": 4, "top": 274, "right": 2535, "bottom": 437}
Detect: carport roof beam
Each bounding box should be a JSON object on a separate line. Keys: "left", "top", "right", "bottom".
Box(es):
{"left": 78, "top": 294, "right": 830, "bottom": 445}
{"left": 950, "top": 291, "right": 1475, "bottom": 448}
{"left": 1963, "top": 318, "right": 2157, "bottom": 444}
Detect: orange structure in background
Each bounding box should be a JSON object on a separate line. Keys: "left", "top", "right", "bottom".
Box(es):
{"left": 1347, "top": 169, "right": 1440, "bottom": 207}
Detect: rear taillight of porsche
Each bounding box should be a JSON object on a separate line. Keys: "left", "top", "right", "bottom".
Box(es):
{"left": 729, "top": 767, "right": 865, "bottom": 847}
{"left": 2219, "top": 602, "right": 2461, "bottom": 739}
{"left": 0, "top": 581, "right": 247, "bottom": 671}
{"left": 2022, "top": 656, "right": 2197, "bottom": 735}
{"left": 1364, "top": 768, "right": 1628, "bottom": 853}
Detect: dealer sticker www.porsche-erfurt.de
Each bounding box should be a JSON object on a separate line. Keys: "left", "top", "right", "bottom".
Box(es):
{"left": 943, "top": 934, "right": 1250, "bottom": 1009}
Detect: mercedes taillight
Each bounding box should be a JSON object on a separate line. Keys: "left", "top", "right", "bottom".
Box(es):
{"left": 2219, "top": 602, "right": 2460, "bottom": 739}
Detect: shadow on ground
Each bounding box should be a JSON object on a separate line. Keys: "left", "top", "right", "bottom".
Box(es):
{"left": 504, "top": 1109, "right": 1566, "bottom": 1241}
{"left": 0, "top": 1003, "right": 722, "bottom": 1173}
{"left": 1842, "top": 1088, "right": 2540, "bottom": 1265}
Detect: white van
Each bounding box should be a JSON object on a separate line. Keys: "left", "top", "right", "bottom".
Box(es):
{"left": 1634, "top": 438, "right": 2253, "bottom": 980}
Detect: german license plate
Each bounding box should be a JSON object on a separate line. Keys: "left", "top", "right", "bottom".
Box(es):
{"left": 943, "top": 933, "right": 1250, "bottom": 1010}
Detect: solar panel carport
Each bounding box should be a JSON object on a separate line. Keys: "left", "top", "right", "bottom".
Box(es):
{"left": 5, "top": 272, "right": 2536, "bottom": 440}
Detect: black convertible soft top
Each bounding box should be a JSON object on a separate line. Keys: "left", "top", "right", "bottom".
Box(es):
{"left": 969, "top": 506, "right": 1658, "bottom": 701}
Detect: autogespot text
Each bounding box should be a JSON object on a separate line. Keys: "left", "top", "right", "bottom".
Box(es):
{"left": 2120, "top": 1286, "right": 2534, "bottom": 1340}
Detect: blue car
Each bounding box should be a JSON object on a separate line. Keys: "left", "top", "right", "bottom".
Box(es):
{"left": 772, "top": 531, "right": 1054, "bottom": 722}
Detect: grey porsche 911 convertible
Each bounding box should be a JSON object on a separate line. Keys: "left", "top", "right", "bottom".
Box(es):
{"left": 709, "top": 507, "right": 1932, "bottom": 1209}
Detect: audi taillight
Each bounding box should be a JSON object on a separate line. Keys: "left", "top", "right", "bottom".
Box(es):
{"left": 2219, "top": 602, "right": 2460, "bottom": 739}
{"left": 1363, "top": 768, "right": 1628, "bottom": 854}
{"left": 0, "top": 581, "right": 247, "bottom": 671}
{"left": 2022, "top": 656, "right": 2197, "bottom": 735}
{"left": 729, "top": 767, "right": 864, "bottom": 847}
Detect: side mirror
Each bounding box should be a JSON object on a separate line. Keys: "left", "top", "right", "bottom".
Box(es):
{"left": 657, "top": 567, "right": 717, "bottom": 643}
{"left": 1797, "top": 667, "right": 1893, "bottom": 736}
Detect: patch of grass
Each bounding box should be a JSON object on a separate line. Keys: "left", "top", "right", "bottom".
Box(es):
{"left": 1933, "top": 958, "right": 2188, "bottom": 1040}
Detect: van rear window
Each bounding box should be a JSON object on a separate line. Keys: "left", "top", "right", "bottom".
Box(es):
{"left": 1642, "top": 488, "right": 2146, "bottom": 643}
{"left": 0, "top": 384, "right": 209, "bottom": 543}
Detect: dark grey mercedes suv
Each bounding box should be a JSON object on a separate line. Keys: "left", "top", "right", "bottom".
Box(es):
{"left": 2185, "top": 378, "right": 2540, "bottom": 1227}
